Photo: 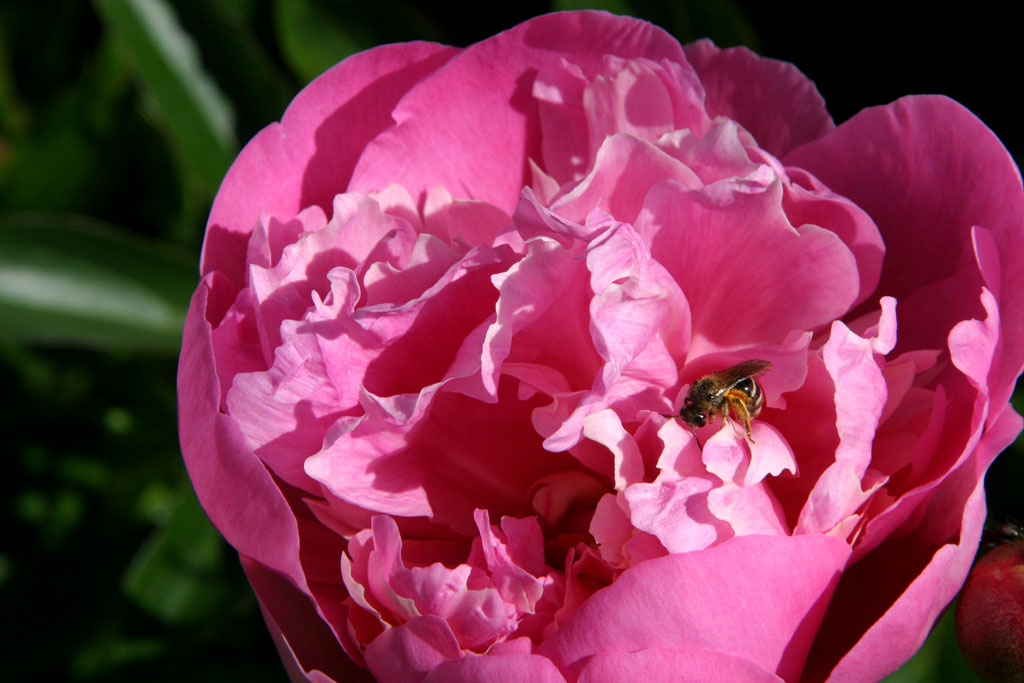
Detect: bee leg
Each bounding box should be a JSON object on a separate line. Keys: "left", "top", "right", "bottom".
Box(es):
{"left": 724, "top": 391, "right": 755, "bottom": 443}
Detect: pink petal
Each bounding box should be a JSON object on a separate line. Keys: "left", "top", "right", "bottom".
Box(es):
{"left": 550, "top": 133, "right": 703, "bottom": 225}
{"left": 364, "top": 615, "right": 462, "bottom": 683}
{"left": 588, "top": 492, "right": 627, "bottom": 559}
{"left": 795, "top": 307, "right": 895, "bottom": 536}
{"left": 585, "top": 222, "right": 688, "bottom": 378}
{"left": 949, "top": 287, "right": 999, "bottom": 393}
{"left": 422, "top": 653, "right": 567, "bottom": 683}
{"left": 824, "top": 314, "right": 892, "bottom": 475}
{"left": 582, "top": 410, "right": 645, "bottom": 491}
{"left": 483, "top": 235, "right": 597, "bottom": 400}
{"left": 472, "top": 510, "right": 546, "bottom": 614}
{"left": 578, "top": 647, "right": 783, "bottom": 682}
{"left": 541, "top": 221, "right": 688, "bottom": 452}
{"left": 683, "top": 40, "right": 833, "bottom": 157}
{"left": 177, "top": 279, "right": 306, "bottom": 587}
{"left": 208, "top": 285, "right": 267, "bottom": 403}
{"left": 806, "top": 408, "right": 1022, "bottom": 680}
{"left": 577, "top": 55, "right": 711, "bottom": 160}
{"left": 306, "top": 380, "right": 581, "bottom": 534}
{"left": 706, "top": 481, "right": 789, "bottom": 537}
{"left": 658, "top": 119, "right": 762, "bottom": 185}
{"left": 370, "top": 516, "right": 519, "bottom": 650}
{"left": 204, "top": 42, "right": 458, "bottom": 286}
{"left": 242, "top": 556, "right": 371, "bottom": 682}
{"left": 226, "top": 307, "right": 352, "bottom": 492}
{"left": 638, "top": 170, "right": 859, "bottom": 354}
{"left": 422, "top": 186, "right": 512, "bottom": 247}
{"left": 745, "top": 422, "right": 798, "bottom": 484}
{"left": 348, "top": 11, "right": 686, "bottom": 213}
{"left": 785, "top": 95, "right": 1024, "bottom": 404}
{"left": 624, "top": 476, "right": 721, "bottom": 553}
{"left": 782, "top": 166, "right": 884, "bottom": 308}
{"left": 538, "top": 533, "right": 851, "bottom": 681}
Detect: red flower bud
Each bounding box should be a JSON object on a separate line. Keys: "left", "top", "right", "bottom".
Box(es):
{"left": 955, "top": 540, "right": 1024, "bottom": 683}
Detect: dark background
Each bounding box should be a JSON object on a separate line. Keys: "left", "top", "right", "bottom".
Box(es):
{"left": 1, "top": 2, "right": 1017, "bottom": 681}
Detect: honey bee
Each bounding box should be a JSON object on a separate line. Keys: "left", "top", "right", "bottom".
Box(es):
{"left": 668, "top": 360, "right": 771, "bottom": 448}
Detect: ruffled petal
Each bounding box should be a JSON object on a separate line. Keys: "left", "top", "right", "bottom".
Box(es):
{"left": 786, "top": 95, "right": 1024, "bottom": 403}
{"left": 538, "top": 533, "right": 851, "bottom": 681}
{"left": 178, "top": 279, "right": 306, "bottom": 586}
{"left": 348, "top": 11, "right": 686, "bottom": 213}
{"left": 204, "top": 42, "right": 458, "bottom": 286}
{"left": 422, "top": 653, "right": 567, "bottom": 682}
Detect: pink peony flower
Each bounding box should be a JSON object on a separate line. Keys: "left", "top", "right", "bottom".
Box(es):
{"left": 177, "top": 11, "right": 1024, "bottom": 682}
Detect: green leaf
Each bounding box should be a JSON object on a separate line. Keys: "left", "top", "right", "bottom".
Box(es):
{"left": 92, "top": 0, "right": 236, "bottom": 196}
{"left": 173, "top": 0, "right": 296, "bottom": 137}
{"left": 664, "top": 0, "right": 760, "bottom": 50}
{"left": 552, "top": 0, "right": 636, "bottom": 16}
{"left": 122, "top": 486, "right": 235, "bottom": 624}
{"left": 0, "top": 212, "right": 197, "bottom": 351}
{"left": 274, "top": 0, "right": 370, "bottom": 83}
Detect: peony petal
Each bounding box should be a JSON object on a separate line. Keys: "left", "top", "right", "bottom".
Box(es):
{"left": 422, "top": 185, "right": 512, "bottom": 247}
{"left": 585, "top": 222, "right": 688, "bottom": 379}
{"left": 823, "top": 317, "right": 889, "bottom": 475}
{"left": 745, "top": 422, "right": 798, "bottom": 484}
{"left": 578, "top": 55, "right": 710, "bottom": 161}
{"left": 541, "top": 221, "right": 688, "bottom": 452}
{"left": 538, "top": 533, "right": 851, "bottom": 681}
{"left": 578, "top": 646, "right": 783, "bottom": 682}
{"left": 364, "top": 615, "right": 462, "bottom": 683}
{"left": 949, "top": 287, "right": 999, "bottom": 394}
{"left": 806, "top": 408, "right": 1022, "bottom": 680}
{"left": 624, "top": 476, "right": 722, "bottom": 553}
{"left": 204, "top": 42, "right": 458, "bottom": 286}
{"left": 781, "top": 167, "right": 884, "bottom": 308}
{"left": 227, "top": 311, "right": 350, "bottom": 491}
{"left": 706, "top": 481, "right": 789, "bottom": 537}
{"left": 348, "top": 11, "right": 686, "bottom": 213}
{"left": 208, "top": 284, "right": 267, "bottom": 403}
{"left": 307, "top": 380, "right": 580, "bottom": 534}
{"left": 785, "top": 95, "right": 1024, "bottom": 398}
{"left": 550, "top": 133, "right": 703, "bottom": 225}
{"left": 795, "top": 309, "right": 895, "bottom": 536}
{"left": 483, "top": 235, "right": 597, "bottom": 400}
{"left": 243, "top": 556, "right": 372, "bottom": 683}
{"left": 178, "top": 280, "right": 306, "bottom": 587}
{"left": 638, "top": 171, "right": 859, "bottom": 354}
{"left": 582, "top": 409, "right": 646, "bottom": 490}
{"left": 422, "top": 653, "right": 567, "bottom": 683}
{"left": 683, "top": 40, "right": 833, "bottom": 157}
{"left": 472, "top": 510, "right": 546, "bottom": 615}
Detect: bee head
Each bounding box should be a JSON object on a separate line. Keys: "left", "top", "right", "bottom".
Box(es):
{"left": 679, "top": 401, "right": 707, "bottom": 427}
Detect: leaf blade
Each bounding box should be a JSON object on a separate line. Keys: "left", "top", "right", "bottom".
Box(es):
{"left": 0, "top": 212, "right": 198, "bottom": 351}
{"left": 92, "top": 0, "right": 236, "bottom": 195}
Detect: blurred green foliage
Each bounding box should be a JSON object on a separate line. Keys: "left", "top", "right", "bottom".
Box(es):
{"left": 0, "top": 1, "right": 1016, "bottom": 681}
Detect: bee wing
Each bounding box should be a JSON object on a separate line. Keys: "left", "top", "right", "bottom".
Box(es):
{"left": 714, "top": 360, "right": 772, "bottom": 394}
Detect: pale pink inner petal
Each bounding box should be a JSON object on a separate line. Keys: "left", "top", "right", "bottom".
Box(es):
{"left": 638, "top": 172, "right": 859, "bottom": 355}
{"left": 364, "top": 615, "right": 463, "bottom": 683}
{"left": 582, "top": 56, "right": 710, "bottom": 158}
{"left": 550, "top": 133, "right": 703, "bottom": 225}
{"left": 624, "top": 477, "right": 722, "bottom": 553}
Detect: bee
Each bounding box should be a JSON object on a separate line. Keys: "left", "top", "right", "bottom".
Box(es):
{"left": 667, "top": 360, "right": 771, "bottom": 449}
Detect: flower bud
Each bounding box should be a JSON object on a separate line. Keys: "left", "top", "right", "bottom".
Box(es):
{"left": 955, "top": 540, "right": 1024, "bottom": 683}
